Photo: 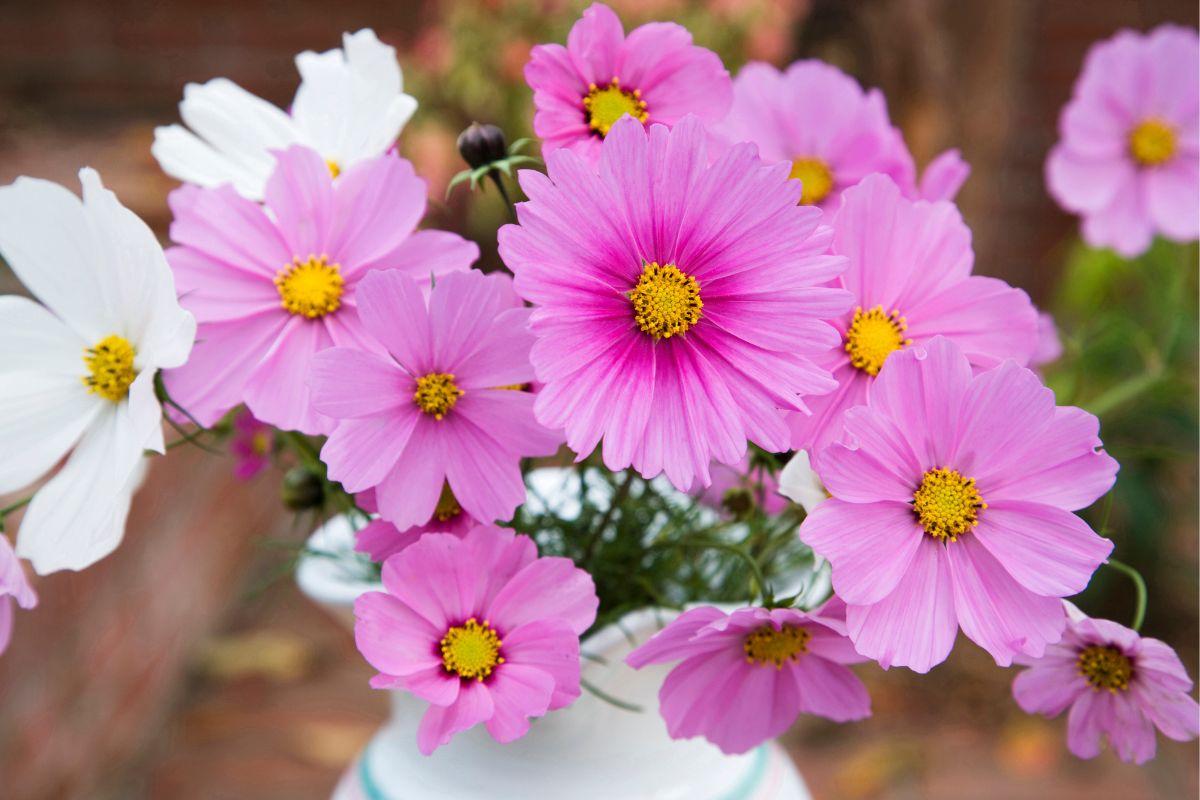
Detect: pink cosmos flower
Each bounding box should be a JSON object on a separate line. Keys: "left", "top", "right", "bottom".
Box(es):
{"left": 1032, "top": 311, "right": 1064, "bottom": 369}
{"left": 163, "top": 145, "right": 478, "bottom": 435}
{"left": 353, "top": 487, "right": 474, "bottom": 563}
{"left": 801, "top": 336, "right": 1119, "bottom": 672}
{"left": 498, "top": 115, "right": 851, "bottom": 491}
{"left": 354, "top": 525, "right": 599, "bottom": 754}
{"left": 787, "top": 174, "right": 1039, "bottom": 457}
{"left": 695, "top": 455, "right": 788, "bottom": 517}
{"left": 0, "top": 535, "right": 37, "bottom": 655}
{"left": 525, "top": 2, "right": 732, "bottom": 166}
{"left": 309, "top": 269, "right": 560, "bottom": 530}
{"left": 229, "top": 409, "right": 274, "bottom": 480}
{"left": 1046, "top": 25, "right": 1199, "bottom": 257}
{"left": 710, "top": 60, "right": 969, "bottom": 210}
{"left": 1013, "top": 605, "right": 1199, "bottom": 764}
{"left": 626, "top": 598, "right": 870, "bottom": 754}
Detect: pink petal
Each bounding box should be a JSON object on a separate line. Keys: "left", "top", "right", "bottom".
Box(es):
{"left": 951, "top": 360, "right": 1056, "bottom": 478}
{"left": 441, "top": 417, "right": 528, "bottom": 524}
{"left": 1146, "top": 158, "right": 1200, "bottom": 241}
{"left": 973, "top": 502, "right": 1111, "bottom": 597}
{"left": 354, "top": 270, "right": 432, "bottom": 373}
{"left": 353, "top": 591, "right": 441, "bottom": 678}
{"left": 500, "top": 618, "right": 583, "bottom": 710}
{"left": 328, "top": 153, "right": 425, "bottom": 276}
{"left": 401, "top": 664, "right": 461, "bottom": 707}
{"left": 904, "top": 276, "right": 1039, "bottom": 369}
{"left": 1130, "top": 683, "right": 1200, "bottom": 743}
{"left": 793, "top": 656, "right": 871, "bottom": 722}
{"left": 375, "top": 422, "right": 445, "bottom": 529}
{"left": 169, "top": 247, "right": 281, "bottom": 323}
{"left": 308, "top": 347, "right": 411, "bottom": 419}
{"left": 918, "top": 149, "right": 969, "bottom": 201}
{"left": 263, "top": 145, "right": 334, "bottom": 257}
{"left": 945, "top": 536, "right": 1066, "bottom": 667}
{"left": 380, "top": 228, "right": 479, "bottom": 281}
{"left": 565, "top": 2, "right": 624, "bottom": 84}
{"left": 800, "top": 500, "right": 924, "bottom": 605}
{"left": 320, "top": 408, "right": 420, "bottom": 493}
{"left": 1045, "top": 146, "right": 1134, "bottom": 213}
{"left": 1135, "top": 637, "right": 1196, "bottom": 692}
{"left": 166, "top": 183, "right": 291, "bottom": 277}
{"left": 484, "top": 663, "right": 557, "bottom": 743}
{"left": 846, "top": 537, "right": 957, "bottom": 673}
{"left": 454, "top": 391, "right": 561, "bottom": 457}
{"left": 416, "top": 680, "right": 495, "bottom": 755}
{"left": 243, "top": 315, "right": 334, "bottom": 435}
{"left": 380, "top": 533, "right": 471, "bottom": 631}
{"left": 1066, "top": 689, "right": 1111, "bottom": 760}
{"left": 486, "top": 557, "right": 598, "bottom": 636}
{"left": 626, "top": 606, "right": 730, "bottom": 668}
{"left": 428, "top": 270, "right": 508, "bottom": 371}
{"left": 1106, "top": 693, "right": 1158, "bottom": 764}
{"left": 817, "top": 406, "right": 923, "bottom": 503}
{"left": 1012, "top": 662, "right": 1088, "bottom": 716}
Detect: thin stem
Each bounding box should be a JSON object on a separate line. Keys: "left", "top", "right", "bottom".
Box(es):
{"left": 652, "top": 539, "right": 771, "bottom": 606}
{"left": 489, "top": 172, "right": 517, "bottom": 224}
{"left": 281, "top": 430, "right": 322, "bottom": 468}
{"left": 1105, "top": 558, "right": 1148, "bottom": 631}
{"left": 0, "top": 493, "right": 33, "bottom": 531}
{"left": 580, "top": 677, "right": 643, "bottom": 713}
{"left": 582, "top": 471, "right": 635, "bottom": 565}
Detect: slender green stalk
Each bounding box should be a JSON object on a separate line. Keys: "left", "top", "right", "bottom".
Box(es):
{"left": 1105, "top": 558, "right": 1148, "bottom": 631}
{"left": 652, "top": 539, "right": 770, "bottom": 605}
{"left": 580, "top": 677, "right": 643, "bottom": 713}
{"left": 0, "top": 494, "right": 33, "bottom": 531}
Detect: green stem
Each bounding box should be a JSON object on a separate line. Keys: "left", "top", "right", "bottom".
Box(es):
{"left": 580, "top": 677, "right": 643, "bottom": 713}
{"left": 582, "top": 471, "right": 635, "bottom": 565}
{"left": 489, "top": 171, "right": 517, "bottom": 224}
{"left": 281, "top": 430, "right": 322, "bottom": 468}
{"left": 0, "top": 494, "right": 33, "bottom": 533}
{"left": 1105, "top": 558, "right": 1148, "bottom": 631}
{"left": 653, "top": 539, "right": 771, "bottom": 606}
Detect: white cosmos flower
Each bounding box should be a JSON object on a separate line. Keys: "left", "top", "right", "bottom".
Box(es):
{"left": 152, "top": 28, "right": 418, "bottom": 200}
{"left": 0, "top": 169, "right": 196, "bottom": 574}
{"left": 777, "top": 450, "right": 829, "bottom": 516}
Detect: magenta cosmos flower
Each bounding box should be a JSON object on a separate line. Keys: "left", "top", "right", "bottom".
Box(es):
{"left": 801, "top": 337, "right": 1119, "bottom": 673}
{"left": 353, "top": 487, "right": 474, "bottom": 563}
{"left": 163, "top": 144, "right": 478, "bottom": 435}
{"left": 1047, "top": 25, "right": 1199, "bottom": 257}
{"left": 788, "top": 174, "right": 1039, "bottom": 457}
{"left": 710, "top": 60, "right": 969, "bottom": 210}
{"left": 0, "top": 535, "right": 36, "bottom": 655}
{"left": 229, "top": 409, "right": 274, "bottom": 480}
{"left": 498, "top": 115, "right": 851, "bottom": 491}
{"left": 525, "top": 2, "right": 732, "bottom": 166}
{"left": 309, "top": 269, "right": 560, "bottom": 530}
{"left": 626, "top": 599, "right": 870, "bottom": 754}
{"left": 354, "top": 525, "right": 598, "bottom": 754}
{"left": 1013, "top": 605, "right": 1199, "bottom": 764}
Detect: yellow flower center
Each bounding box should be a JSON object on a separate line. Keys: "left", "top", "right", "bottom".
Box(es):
{"left": 1077, "top": 645, "right": 1133, "bottom": 693}
{"left": 440, "top": 618, "right": 504, "bottom": 681}
{"left": 435, "top": 482, "right": 462, "bottom": 522}
{"left": 629, "top": 262, "right": 703, "bottom": 339}
{"left": 275, "top": 255, "right": 345, "bottom": 319}
{"left": 913, "top": 467, "right": 987, "bottom": 542}
{"left": 251, "top": 431, "right": 272, "bottom": 456}
{"left": 325, "top": 159, "right": 341, "bottom": 178}
{"left": 82, "top": 334, "right": 137, "bottom": 403}
{"left": 845, "top": 305, "right": 911, "bottom": 376}
{"left": 789, "top": 157, "right": 835, "bottom": 205}
{"left": 743, "top": 624, "right": 811, "bottom": 669}
{"left": 1128, "top": 119, "right": 1176, "bottom": 167}
{"left": 414, "top": 373, "right": 464, "bottom": 419}
{"left": 583, "top": 77, "right": 648, "bottom": 137}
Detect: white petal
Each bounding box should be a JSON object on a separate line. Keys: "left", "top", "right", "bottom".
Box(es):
{"left": 16, "top": 404, "right": 146, "bottom": 574}
{"left": 77, "top": 169, "right": 197, "bottom": 369}
{"left": 0, "top": 295, "right": 87, "bottom": 377}
{"left": 777, "top": 450, "right": 829, "bottom": 515}
{"left": 292, "top": 31, "right": 416, "bottom": 167}
{"left": 0, "top": 177, "right": 111, "bottom": 342}
{"left": 127, "top": 370, "right": 165, "bottom": 454}
{"left": 0, "top": 370, "right": 98, "bottom": 493}
{"left": 155, "top": 78, "right": 300, "bottom": 200}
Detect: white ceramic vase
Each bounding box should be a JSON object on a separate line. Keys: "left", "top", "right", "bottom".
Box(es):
{"left": 297, "top": 480, "right": 813, "bottom": 800}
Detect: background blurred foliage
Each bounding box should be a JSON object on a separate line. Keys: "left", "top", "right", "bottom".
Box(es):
{"left": 1049, "top": 239, "right": 1198, "bottom": 651}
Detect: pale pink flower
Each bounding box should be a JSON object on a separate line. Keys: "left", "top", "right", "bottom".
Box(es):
{"left": 1046, "top": 25, "right": 1199, "bottom": 257}
{"left": 309, "top": 269, "right": 560, "bottom": 530}
{"left": 353, "top": 487, "right": 474, "bottom": 563}
{"left": 627, "top": 598, "right": 870, "bottom": 754}
{"left": 498, "top": 115, "right": 850, "bottom": 491}
{"left": 801, "top": 337, "right": 1118, "bottom": 672}
{"left": 229, "top": 409, "right": 274, "bottom": 480}
{"left": 710, "top": 60, "right": 969, "bottom": 210}
{"left": 354, "top": 525, "right": 598, "bottom": 754}
{"left": 1014, "top": 605, "right": 1199, "bottom": 764}
{"left": 163, "top": 145, "right": 477, "bottom": 435}
{"left": 0, "top": 535, "right": 37, "bottom": 655}
{"left": 787, "top": 174, "right": 1039, "bottom": 457}
{"left": 525, "top": 2, "right": 732, "bottom": 165}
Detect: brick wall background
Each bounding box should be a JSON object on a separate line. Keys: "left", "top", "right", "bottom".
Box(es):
{"left": 0, "top": 2, "right": 1196, "bottom": 798}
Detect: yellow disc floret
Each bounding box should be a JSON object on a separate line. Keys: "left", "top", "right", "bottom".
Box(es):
{"left": 629, "top": 262, "right": 703, "bottom": 339}
{"left": 325, "top": 159, "right": 342, "bottom": 179}
{"left": 435, "top": 482, "right": 462, "bottom": 522}
{"left": 275, "top": 255, "right": 345, "bottom": 319}
{"left": 789, "top": 157, "right": 835, "bottom": 205}
{"left": 1078, "top": 645, "right": 1133, "bottom": 693}
{"left": 844, "top": 305, "right": 911, "bottom": 376}
{"left": 440, "top": 618, "right": 504, "bottom": 681}
{"left": 82, "top": 334, "right": 137, "bottom": 403}
{"left": 1128, "top": 118, "right": 1176, "bottom": 167}
{"left": 583, "top": 77, "right": 649, "bottom": 136}
{"left": 743, "top": 624, "right": 811, "bottom": 669}
{"left": 913, "top": 467, "right": 987, "bottom": 542}
{"left": 414, "top": 373, "right": 464, "bottom": 420}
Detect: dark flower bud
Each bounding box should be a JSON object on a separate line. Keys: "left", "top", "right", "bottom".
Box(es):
{"left": 457, "top": 123, "right": 508, "bottom": 170}
{"left": 281, "top": 465, "right": 325, "bottom": 511}
{"left": 721, "top": 487, "right": 754, "bottom": 518}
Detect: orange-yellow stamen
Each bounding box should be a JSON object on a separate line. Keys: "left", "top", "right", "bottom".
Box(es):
{"left": 583, "top": 77, "right": 648, "bottom": 136}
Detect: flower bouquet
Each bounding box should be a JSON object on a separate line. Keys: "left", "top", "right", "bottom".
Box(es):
{"left": 0, "top": 5, "right": 1196, "bottom": 798}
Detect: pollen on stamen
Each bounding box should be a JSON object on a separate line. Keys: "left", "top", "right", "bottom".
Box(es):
{"left": 414, "top": 372, "right": 464, "bottom": 419}
{"left": 912, "top": 467, "right": 987, "bottom": 542}
{"left": 845, "top": 305, "right": 911, "bottom": 376}
{"left": 743, "top": 624, "right": 811, "bottom": 669}
{"left": 275, "top": 255, "right": 345, "bottom": 319}
{"left": 628, "top": 261, "right": 703, "bottom": 339}
{"left": 1128, "top": 118, "right": 1176, "bottom": 167}
{"left": 789, "top": 157, "right": 835, "bottom": 205}
{"left": 582, "top": 77, "right": 649, "bottom": 137}
{"left": 82, "top": 334, "right": 138, "bottom": 403}
{"left": 440, "top": 618, "right": 504, "bottom": 682}
{"left": 1077, "top": 644, "right": 1133, "bottom": 693}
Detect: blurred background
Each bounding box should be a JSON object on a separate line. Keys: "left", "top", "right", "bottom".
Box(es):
{"left": 0, "top": 1, "right": 1197, "bottom": 798}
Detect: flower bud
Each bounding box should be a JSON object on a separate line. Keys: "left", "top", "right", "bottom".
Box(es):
{"left": 281, "top": 466, "right": 325, "bottom": 511}
{"left": 457, "top": 122, "right": 508, "bottom": 170}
